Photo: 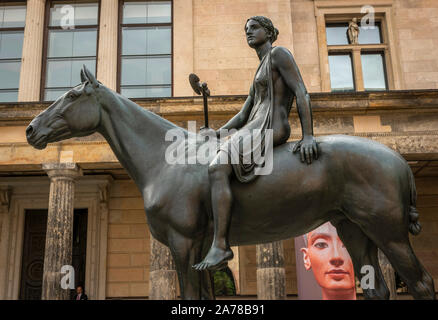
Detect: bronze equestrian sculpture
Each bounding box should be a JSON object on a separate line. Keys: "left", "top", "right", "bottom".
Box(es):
{"left": 26, "top": 19, "right": 435, "bottom": 300}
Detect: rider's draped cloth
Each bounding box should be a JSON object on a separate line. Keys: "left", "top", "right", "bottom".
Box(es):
{"left": 218, "top": 49, "right": 274, "bottom": 183}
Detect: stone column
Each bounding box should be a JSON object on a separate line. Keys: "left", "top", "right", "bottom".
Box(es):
{"left": 256, "top": 241, "right": 286, "bottom": 299}
{"left": 149, "top": 235, "right": 178, "bottom": 299}
{"left": 41, "top": 163, "right": 82, "bottom": 300}
{"left": 96, "top": 0, "right": 119, "bottom": 90}
{"left": 378, "top": 249, "right": 397, "bottom": 299}
{"left": 0, "top": 188, "right": 12, "bottom": 300}
{"left": 173, "top": 0, "right": 194, "bottom": 96}
{"left": 18, "top": 0, "right": 46, "bottom": 102}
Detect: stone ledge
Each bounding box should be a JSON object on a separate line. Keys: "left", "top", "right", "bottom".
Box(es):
{"left": 1, "top": 90, "right": 437, "bottom": 124}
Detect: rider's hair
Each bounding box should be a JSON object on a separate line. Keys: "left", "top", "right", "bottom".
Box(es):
{"left": 245, "top": 16, "right": 279, "bottom": 44}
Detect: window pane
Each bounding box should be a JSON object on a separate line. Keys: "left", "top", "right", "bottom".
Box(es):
{"left": 0, "top": 31, "right": 24, "bottom": 59}
{"left": 72, "top": 30, "right": 97, "bottom": 56}
{"left": 121, "top": 56, "right": 171, "bottom": 86}
{"left": 123, "top": 1, "right": 171, "bottom": 24}
{"left": 328, "top": 54, "right": 354, "bottom": 92}
{"left": 147, "top": 27, "right": 171, "bottom": 54}
{"left": 74, "top": 3, "right": 99, "bottom": 25}
{"left": 0, "top": 61, "right": 21, "bottom": 89}
{"left": 48, "top": 30, "right": 73, "bottom": 57}
{"left": 122, "top": 28, "right": 147, "bottom": 55}
{"left": 1, "top": 6, "right": 26, "bottom": 28}
{"left": 147, "top": 1, "right": 171, "bottom": 23}
{"left": 0, "top": 89, "right": 18, "bottom": 102}
{"left": 122, "top": 27, "right": 171, "bottom": 55}
{"left": 46, "top": 58, "right": 95, "bottom": 88}
{"left": 48, "top": 29, "right": 97, "bottom": 58}
{"left": 147, "top": 56, "right": 171, "bottom": 85}
{"left": 50, "top": 3, "right": 98, "bottom": 27}
{"left": 70, "top": 58, "right": 95, "bottom": 85}
{"left": 123, "top": 2, "right": 147, "bottom": 24}
{"left": 121, "top": 86, "right": 171, "bottom": 98}
{"left": 46, "top": 60, "right": 72, "bottom": 87}
{"left": 121, "top": 57, "right": 147, "bottom": 85}
{"left": 361, "top": 53, "right": 387, "bottom": 90}
{"left": 44, "top": 88, "right": 69, "bottom": 101}
{"left": 359, "top": 24, "right": 382, "bottom": 44}
{"left": 326, "top": 24, "right": 348, "bottom": 45}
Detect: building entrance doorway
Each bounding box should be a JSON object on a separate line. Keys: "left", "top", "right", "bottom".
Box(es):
{"left": 19, "top": 209, "right": 88, "bottom": 300}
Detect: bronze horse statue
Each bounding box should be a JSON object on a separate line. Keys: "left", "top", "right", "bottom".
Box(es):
{"left": 26, "top": 66, "right": 435, "bottom": 300}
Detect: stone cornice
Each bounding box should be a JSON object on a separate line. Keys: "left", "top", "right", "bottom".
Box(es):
{"left": 1, "top": 90, "right": 438, "bottom": 125}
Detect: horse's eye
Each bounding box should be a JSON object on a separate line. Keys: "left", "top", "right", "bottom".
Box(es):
{"left": 67, "top": 93, "right": 77, "bottom": 99}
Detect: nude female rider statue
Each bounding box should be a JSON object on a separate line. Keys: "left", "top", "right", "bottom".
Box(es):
{"left": 193, "top": 16, "right": 319, "bottom": 271}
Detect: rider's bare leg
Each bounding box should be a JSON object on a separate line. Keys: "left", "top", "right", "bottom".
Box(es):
{"left": 193, "top": 150, "right": 234, "bottom": 271}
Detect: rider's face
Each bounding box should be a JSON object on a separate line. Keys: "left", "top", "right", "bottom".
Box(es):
{"left": 245, "top": 20, "right": 269, "bottom": 48}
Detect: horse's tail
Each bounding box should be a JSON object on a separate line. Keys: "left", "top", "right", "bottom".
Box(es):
{"left": 407, "top": 166, "right": 422, "bottom": 236}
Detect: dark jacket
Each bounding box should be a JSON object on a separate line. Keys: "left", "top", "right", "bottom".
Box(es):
{"left": 73, "top": 293, "right": 88, "bottom": 300}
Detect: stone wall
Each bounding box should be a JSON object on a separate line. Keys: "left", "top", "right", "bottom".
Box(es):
{"left": 192, "top": 0, "right": 294, "bottom": 96}
{"left": 291, "top": 0, "right": 322, "bottom": 92}
{"left": 106, "top": 180, "right": 150, "bottom": 298}
{"left": 412, "top": 177, "right": 438, "bottom": 291}
{"left": 393, "top": 0, "right": 438, "bottom": 89}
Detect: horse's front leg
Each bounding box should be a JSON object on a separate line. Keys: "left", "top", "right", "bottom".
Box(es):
{"left": 168, "top": 230, "right": 204, "bottom": 300}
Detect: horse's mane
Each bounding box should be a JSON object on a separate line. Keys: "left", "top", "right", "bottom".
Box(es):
{"left": 110, "top": 88, "right": 187, "bottom": 134}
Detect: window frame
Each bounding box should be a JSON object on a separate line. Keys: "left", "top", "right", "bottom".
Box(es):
{"left": 327, "top": 52, "right": 356, "bottom": 92}
{"left": 360, "top": 51, "right": 388, "bottom": 92}
{"left": 40, "top": 0, "right": 101, "bottom": 101}
{"left": 314, "top": 2, "right": 402, "bottom": 92}
{"left": 117, "top": 0, "right": 174, "bottom": 98}
{"left": 325, "top": 18, "right": 388, "bottom": 92}
{"left": 0, "top": 1, "right": 27, "bottom": 102}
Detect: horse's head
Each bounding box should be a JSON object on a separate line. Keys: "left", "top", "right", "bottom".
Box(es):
{"left": 26, "top": 65, "right": 102, "bottom": 150}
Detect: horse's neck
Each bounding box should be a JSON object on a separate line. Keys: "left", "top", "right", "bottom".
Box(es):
{"left": 97, "top": 90, "right": 176, "bottom": 188}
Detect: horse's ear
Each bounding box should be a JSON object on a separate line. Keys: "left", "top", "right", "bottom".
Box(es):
{"left": 82, "top": 65, "right": 99, "bottom": 88}
{"left": 80, "top": 68, "right": 87, "bottom": 83}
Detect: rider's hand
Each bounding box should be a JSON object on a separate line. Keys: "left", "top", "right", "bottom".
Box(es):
{"left": 293, "top": 135, "right": 319, "bottom": 164}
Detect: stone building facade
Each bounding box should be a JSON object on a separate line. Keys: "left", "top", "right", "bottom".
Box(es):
{"left": 0, "top": 0, "right": 437, "bottom": 299}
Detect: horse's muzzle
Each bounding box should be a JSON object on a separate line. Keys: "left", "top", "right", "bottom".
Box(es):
{"left": 26, "top": 124, "right": 47, "bottom": 149}
{"left": 25, "top": 125, "right": 34, "bottom": 140}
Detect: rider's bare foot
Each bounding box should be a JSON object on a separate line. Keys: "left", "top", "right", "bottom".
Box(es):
{"left": 193, "top": 247, "right": 234, "bottom": 271}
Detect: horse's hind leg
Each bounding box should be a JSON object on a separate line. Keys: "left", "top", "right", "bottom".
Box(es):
{"left": 200, "top": 270, "right": 215, "bottom": 300}
{"left": 332, "top": 218, "right": 390, "bottom": 300}
{"left": 347, "top": 205, "right": 436, "bottom": 300}
{"left": 371, "top": 236, "right": 435, "bottom": 300}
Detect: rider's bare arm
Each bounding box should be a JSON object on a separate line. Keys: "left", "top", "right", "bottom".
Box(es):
{"left": 216, "top": 86, "right": 255, "bottom": 138}
{"left": 271, "top": 46, "right": 318, "bottom": 164}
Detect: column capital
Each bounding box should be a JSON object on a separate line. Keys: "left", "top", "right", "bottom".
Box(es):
{"left": 42, "top": 162, "right": 83, "bottom": 180}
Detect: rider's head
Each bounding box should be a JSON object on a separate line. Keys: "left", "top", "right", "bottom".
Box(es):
{"left": 245, "top": 16, "right": 279, "bottom": 47}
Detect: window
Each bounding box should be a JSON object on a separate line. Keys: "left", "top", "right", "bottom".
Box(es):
{"left": 325, "top": 21, "right": 388, "bottom": 92}
{"left": 42, "top": 1, "right": 99, "bottom": 101}
{"left": 328, "top": 53, "right": 355, "bottom": 91}
{"left": 0, "top": 4, "right": 26, "bottom": 102}
{"left": 119, "top": 1, "right": 172, "bottom": 98}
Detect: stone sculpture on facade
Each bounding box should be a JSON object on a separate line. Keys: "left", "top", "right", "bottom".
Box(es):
{"left": 348, "top": 17, "right": 360, "bottom": 44}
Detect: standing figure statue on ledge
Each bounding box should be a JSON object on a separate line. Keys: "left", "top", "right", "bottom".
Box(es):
{"left": 348, "top": 17, "right": 360, "bottom": 44}
{"left": 193, "top": 16, "right": 318, "bottom": 271}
